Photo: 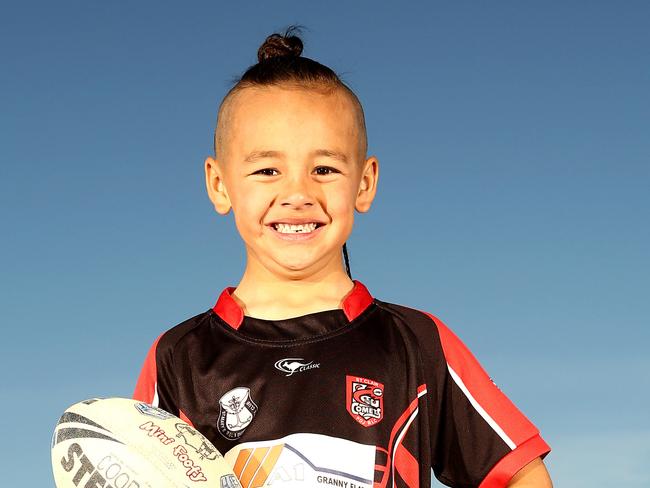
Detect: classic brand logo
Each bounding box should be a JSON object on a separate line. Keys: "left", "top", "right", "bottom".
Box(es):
{"left": 346, "top": 375, "right": 384, "bottom": 427}
{"left": 217, "top": 387, "right": 258, "bottom": 440}
{"left": 274, "top": 358, "right": 320, "bottom": 377}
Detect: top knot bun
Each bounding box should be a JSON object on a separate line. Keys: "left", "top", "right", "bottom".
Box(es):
{"left": 257, "top": 28, "right": 304, "bottom": 63}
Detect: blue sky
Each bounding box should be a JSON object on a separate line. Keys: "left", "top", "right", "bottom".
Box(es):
{"left": 1, "top": 2, "right": 648, "bottom": 486}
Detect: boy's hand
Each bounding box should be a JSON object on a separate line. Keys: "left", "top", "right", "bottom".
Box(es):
{"left": 507, "top": 457, "right": 553, "bottom": 487}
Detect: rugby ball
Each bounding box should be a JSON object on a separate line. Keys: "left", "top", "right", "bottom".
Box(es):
{"left": 51, "top": 397, "right": 241, "bottom": 488}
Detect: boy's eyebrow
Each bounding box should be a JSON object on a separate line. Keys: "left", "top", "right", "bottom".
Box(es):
{"left": 244, "top": 150, "right": 281, "bottom": 162}
{"left": 315, "top": 149, "right": 349, "bottom": 164}
{"left": 243, "top": 149, "right": 349, "bottom": 164}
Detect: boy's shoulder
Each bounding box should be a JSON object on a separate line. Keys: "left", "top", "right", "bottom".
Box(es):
{"left": 180, "top": 298, "right": 446, "bottom": 331}
{"left": 374, "top": 298, "right": 441, "bottom": 322}
{"left": 373, "top": 298, "right": 479, "bottom": 364}
{"left": 150, "top": 292, "right": 463, "bottom": 365}
{"left": 154, "top": 298, "right": 452, "bottom": 346}
{"left": 154, "top": 309, "right": 214, "bottom": 353}
{"left": 373, "top": 298, "right": 448, "bottom": 338}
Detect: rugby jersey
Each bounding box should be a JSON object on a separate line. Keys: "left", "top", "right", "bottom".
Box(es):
{"left": 134, "top": 280, "right": 550, "bottom": 487}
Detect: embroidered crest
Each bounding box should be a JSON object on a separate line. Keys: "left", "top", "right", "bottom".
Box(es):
{"left": 217, "top": 387, "right": 258, "bottom": 440}
{"left": 346, "top": 375, "right": 384, "bottom": 427}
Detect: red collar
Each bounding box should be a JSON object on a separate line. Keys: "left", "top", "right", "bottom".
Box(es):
{"left": 212, "top": 279, "right": 374, "bottom": 330}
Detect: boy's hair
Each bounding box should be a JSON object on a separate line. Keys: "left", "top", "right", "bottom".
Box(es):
{"left": 214, "top": 25, "right": 367, "bottom": 163}
{"left": 214, "top": 25, "right": 367, "bottom": 280}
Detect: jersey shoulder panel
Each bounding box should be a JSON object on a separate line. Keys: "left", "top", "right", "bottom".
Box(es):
{"left": 372, "top": 300, "right": 446, "bottom": 358}
{"left": 373, "top": 300, "right": 550, "bottom": 487}
{"left": 133, "top": 310, "right": 213, "bottom": 411}
{"left": 155, "top": 309, "right": 214, "bottom": 356}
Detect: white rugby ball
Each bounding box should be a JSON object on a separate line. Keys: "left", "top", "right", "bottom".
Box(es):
{"left": 51, "top": 397, "right": 241, "bottom": 488}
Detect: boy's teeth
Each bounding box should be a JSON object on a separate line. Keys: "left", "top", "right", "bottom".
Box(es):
{"left": 274, "top": 223, "right": 318, "bottom": 233}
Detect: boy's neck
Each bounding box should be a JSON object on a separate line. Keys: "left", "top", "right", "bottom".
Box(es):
{"left": 231, "top": 271, "right": 355, "bottom": 320}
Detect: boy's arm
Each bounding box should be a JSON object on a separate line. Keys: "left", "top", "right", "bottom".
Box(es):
{"left": 133, "top": 333, "right": 180, "bottom": 416}
{"left": 507, "top": 457, "right": 553, "bottom": 487}
{"left": 421, "top": 311, "right": 552, "bottom": 487}
{"left": 133, "top": 335, "right": 160, "bottom": 404}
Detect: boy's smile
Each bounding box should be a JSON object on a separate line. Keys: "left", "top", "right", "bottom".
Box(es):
{"left": 267, "top": 221, "right": 325, "bottom": 241}
{"left": 205, "top": 85, "right": 378, "bottom": 281}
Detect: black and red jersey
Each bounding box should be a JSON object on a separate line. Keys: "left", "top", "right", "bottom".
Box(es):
{"left": 134, "top": 280, "right": 550, "bottom": 488}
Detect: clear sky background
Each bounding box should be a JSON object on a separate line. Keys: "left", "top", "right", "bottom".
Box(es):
{"left": 1, "top": 2, "right": 648, "bottom": 486}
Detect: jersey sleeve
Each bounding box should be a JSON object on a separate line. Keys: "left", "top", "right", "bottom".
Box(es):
{"left": 424, "top": 313, "right": 550, "bottom": 488}
{"left": 132, "top": 333, "right": 180, "bottom": 416}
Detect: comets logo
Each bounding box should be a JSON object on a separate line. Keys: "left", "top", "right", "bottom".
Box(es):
{"left": 346, "top": 375, "right": 384, "bottom": 427}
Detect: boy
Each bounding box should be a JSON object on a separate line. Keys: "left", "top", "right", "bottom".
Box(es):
{"left": 134, "top": 27, "right": 552, "bottom": 487}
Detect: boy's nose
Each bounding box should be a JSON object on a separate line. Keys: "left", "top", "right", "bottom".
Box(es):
{"left": 280, "top": 193, "right": 314, "bottom": 208}
{"left": 279, "top": 176, "right": 316, "bottom": 208}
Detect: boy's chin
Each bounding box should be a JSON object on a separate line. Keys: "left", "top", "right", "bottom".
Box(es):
{"left": 275, "top": 259, "right": 322, "bottom": 274}
{"left": 269, "top": 254, "right": 339, "bottom": 277}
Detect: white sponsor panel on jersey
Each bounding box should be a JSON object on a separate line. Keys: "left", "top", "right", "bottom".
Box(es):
{"left": 225, "top": 433, "right": 376, "bottom": 487}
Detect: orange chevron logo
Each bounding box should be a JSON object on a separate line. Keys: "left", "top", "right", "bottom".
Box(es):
{"left": 232, "top": 444, "right": 284, "bottom": 488}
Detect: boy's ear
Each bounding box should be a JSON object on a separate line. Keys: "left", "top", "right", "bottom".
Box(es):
{"left": 204, "top": 156, "right": 231, "bottom": 215}
{"left": 355, "top": 156, "right": 379, "bottom": 213}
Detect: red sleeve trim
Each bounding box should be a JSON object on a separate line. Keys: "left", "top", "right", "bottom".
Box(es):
{"left": 133, "top": 334, "right": 163, "bottom": 403}
{"left": 479, "top": 435, "right": 551, "bottom": 488}
{"left": 179, "top": 409, "right": 195, "bottom": 428}
{"left": 421, "top": 311, "right": 542, "bottom": 448}
{"left": 394, "top": 444, "right": 420, "bottom": 488}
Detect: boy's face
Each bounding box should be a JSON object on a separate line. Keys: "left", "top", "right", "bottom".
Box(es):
{"left": 205, "top": 85, "right": 378, "bottom": 280}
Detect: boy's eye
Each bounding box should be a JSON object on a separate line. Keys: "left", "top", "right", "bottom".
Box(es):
{"left": 314, "top": 166, "right": 339, "bottom": 175}
{"left": 252, "top": 168, "right": 279, "bottom": 176}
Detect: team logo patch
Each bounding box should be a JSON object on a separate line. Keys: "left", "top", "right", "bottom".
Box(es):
{"left": 274, "top": 357, "right": 320, "bottom": 376}
{"left": 217, "top": 387, "right": 258, "bottom": 440}
{"left": 346, "top": 375, "right": 384, "bottom": 427}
